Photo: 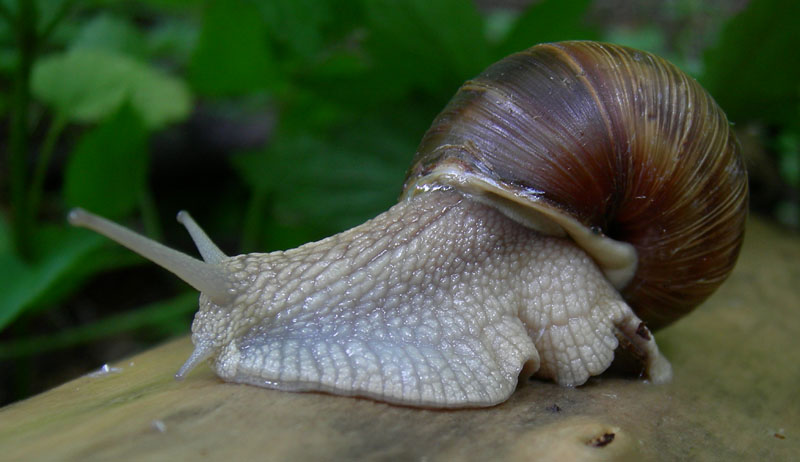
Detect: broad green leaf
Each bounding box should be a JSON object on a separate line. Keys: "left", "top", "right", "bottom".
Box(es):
{"left": 778, "top": 127, "right": 800, "bottom": 189}
{"left": 70, "top": 13, "right": 147, "bottom": 58}
{"left": 0, "top": 253, "right": 37, "bottom": 329}
{"left": 233, "top": 106, "right": 426, "bottom": 249}
{"left": 147, "top": 17, "right": 199, "bottom": 65}
{"left": 32, "top": 49, "right": 191, "bottom": 128}
{"left": 495, "top": 0, "right": 598, "bottom": 58}
{"left": 702, "top": 0, "right": 800, "bottom": 125}
{"left": 0, "top": 228, "right": 105, "bottom": 331}
{"left": 363, "top": 0, "right": 490, "bottom": 98}
{"left": 189, "top": 0, "right": 278, "bottom": 96}
{"left": 254, "top": 0, "right": 363, "bottom": 61}
{"left": 64, "top": 105, "right": 149, "bottom": 219}
{"left": 255, "top": 0, "right": 330, "bottom": 59}
{"left": 234, "top": 135, "right": 403, "bottom": 249}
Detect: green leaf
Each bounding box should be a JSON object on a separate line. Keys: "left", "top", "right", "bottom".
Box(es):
{"left": 0, "top": 228, "right": 105, "bottom": 331}
{"left": 233, "top": 106, "right": 426, "bottom": 248}
{"left": 64, "top": 105, "right": 149, "bottom": 219}
{"left": 32, "top": 49, "right": 192, "bottom": 129}
{"left": 0, "top": 254, "right": 39, "bottom": 330}
{"left": 189, "top": 0, "right": 278, "bottom": 96}
{"left": 70, "top": 13, "right": 147, "bottom": 58}
{"left": 702, "top": 0, "right": 800, "bottom": 125}
{"left": 255, "top": 0, "right": 329, "bottom": 59}
{"left": 254, "top": 0, "right": 364, "bottom": 61}
{"left": 147, "top": 17, "right": 199, "bottom": 65}
{"left": 363, "top": 0, "right": 490, "bottom": 98}
{"left": 778, "top": 128, "right": 800, "bottom": 189}
{"left": 234, "top": 135, "right": 402, "bottom": 249}
{"left": 495, "top": 0, "right": 598, "bottom": 58}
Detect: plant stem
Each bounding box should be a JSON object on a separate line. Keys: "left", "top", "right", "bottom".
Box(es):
{"left": 27, "top": 114, "right": 67, "bottom": 225}
{"left": 9, "top": 0, "right": 38, "bottom": 260}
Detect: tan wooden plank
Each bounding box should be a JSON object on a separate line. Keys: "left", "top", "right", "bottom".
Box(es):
{"left": 1, "top": 217, "right": 798, "bottom": 461}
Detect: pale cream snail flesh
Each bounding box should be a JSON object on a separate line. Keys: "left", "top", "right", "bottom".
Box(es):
{"left": 69, "top": 41, "right": 748, "bottom": 408}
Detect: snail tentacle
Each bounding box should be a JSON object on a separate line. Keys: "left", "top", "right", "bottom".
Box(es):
{"left": 175, "top": 338, "right": 216, "bottom": 380}
{"left": 68, "top": 208, "right": 233, "bottom": 306}
{"left": 176, "top": 210, "right": 228, "bottom": 264}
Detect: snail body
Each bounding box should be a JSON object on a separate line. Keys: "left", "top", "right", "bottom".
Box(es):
{"left": 69, "top": 41, "right": 747, "bottom": 408}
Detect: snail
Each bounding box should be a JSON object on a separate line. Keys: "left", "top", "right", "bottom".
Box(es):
{"left": 69, "top": 41, "right": 748, "bottom": 408}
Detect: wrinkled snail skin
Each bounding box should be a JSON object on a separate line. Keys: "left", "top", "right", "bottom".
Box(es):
{"left": 68, "top": 41, "right": 746, "bottom": 408}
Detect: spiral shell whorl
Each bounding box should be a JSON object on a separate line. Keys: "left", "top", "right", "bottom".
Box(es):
{"left": 404, "top": 41, "right": 748, "bottom": 329}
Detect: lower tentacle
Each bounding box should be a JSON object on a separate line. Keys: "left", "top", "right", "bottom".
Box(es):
{"left": 613, "top": 315, "right": 673, "bottom": 384}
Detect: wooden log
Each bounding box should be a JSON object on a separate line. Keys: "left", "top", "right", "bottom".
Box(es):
{"left": 1, "top": 217, "right": 798, "bottom": 461}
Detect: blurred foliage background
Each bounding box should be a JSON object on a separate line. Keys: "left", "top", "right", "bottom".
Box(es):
{"left": 0, "top": 0, "right": 798, "bottom": 405}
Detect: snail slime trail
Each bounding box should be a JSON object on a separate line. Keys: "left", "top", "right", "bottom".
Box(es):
{"left": 69, "top": 41, "right": 747, "bottom": 408}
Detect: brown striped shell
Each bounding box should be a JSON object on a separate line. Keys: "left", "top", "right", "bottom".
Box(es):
{"left": 402, "top": 41, "right": 748, "bottom": 330}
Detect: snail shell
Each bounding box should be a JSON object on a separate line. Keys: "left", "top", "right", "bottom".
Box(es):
{"left": 69, "top": 41, "right": 748, "bottom": 407}
{"left": 404, "top": 41, "right": 748, "bottom": 329}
